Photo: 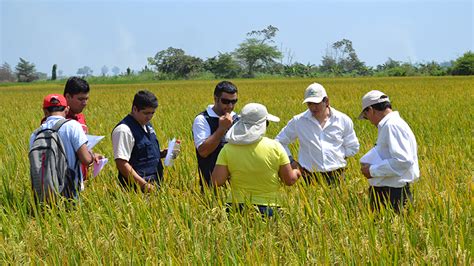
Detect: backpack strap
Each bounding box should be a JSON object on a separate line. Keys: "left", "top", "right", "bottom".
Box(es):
{"left": 52, "top": 119, "right": 71, "bottom": 132}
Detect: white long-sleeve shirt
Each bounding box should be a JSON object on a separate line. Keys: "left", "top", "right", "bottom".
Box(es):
{"left": 275, "top": 108, "right": 359, "bottom": 172}
{"left": 369, "top": 111, "right": 419, "bottom": 187}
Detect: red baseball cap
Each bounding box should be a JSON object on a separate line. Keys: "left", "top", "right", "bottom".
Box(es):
{"left": 43, "top": 94, "right": 68, "bottom": 108}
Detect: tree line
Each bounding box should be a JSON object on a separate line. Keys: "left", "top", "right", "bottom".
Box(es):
{"left": 1, "top": 25, "right": 473, "bottom": 83}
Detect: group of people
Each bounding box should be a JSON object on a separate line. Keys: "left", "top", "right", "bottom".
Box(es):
{"left": 193, "top": 81, "right": 419, "bottom": 215}
{"left": 30, "top": 78, "right": 419, "bottom": 215}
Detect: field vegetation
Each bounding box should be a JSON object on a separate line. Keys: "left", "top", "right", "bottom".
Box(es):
{"left": 0, "top": 76, "right": 472, "bottom": 264}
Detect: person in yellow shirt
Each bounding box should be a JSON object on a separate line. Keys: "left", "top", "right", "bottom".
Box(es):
{"left": 212, "top": 103, "right": 301, "bottom": 216}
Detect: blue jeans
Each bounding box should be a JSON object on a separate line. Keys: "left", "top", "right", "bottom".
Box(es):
{"left": 226, "top": 203, "right": 280, "bottom": 217}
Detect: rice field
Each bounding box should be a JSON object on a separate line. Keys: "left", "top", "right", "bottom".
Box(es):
{"left": 0, "top": 76, "right": 472, "bottom": 264}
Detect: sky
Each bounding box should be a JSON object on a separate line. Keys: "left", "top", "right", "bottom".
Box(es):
{"left": 1, "top": 0, "right": 472, "bottom": 76}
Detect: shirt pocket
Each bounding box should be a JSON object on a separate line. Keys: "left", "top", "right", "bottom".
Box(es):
{"left": 135, "top": 142, "right": 154, "bottom": 161}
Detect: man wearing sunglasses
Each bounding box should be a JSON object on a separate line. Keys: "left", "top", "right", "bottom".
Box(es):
{"left": 276, "top": 83, "right": 360, "bottom": 185}
{"left": 358, "top": 90, "right": 419, "bottom": 213}
{"left": 193, "top": 81, "right": 239, "bottom": 189}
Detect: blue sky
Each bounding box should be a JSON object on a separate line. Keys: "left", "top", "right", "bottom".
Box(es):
{"left": 1, "top": 0, "right": 472, "bottom": 76}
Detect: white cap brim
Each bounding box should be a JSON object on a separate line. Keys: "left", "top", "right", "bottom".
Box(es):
{"left": 303, "top": 97, "right": 324, "bottom": 104}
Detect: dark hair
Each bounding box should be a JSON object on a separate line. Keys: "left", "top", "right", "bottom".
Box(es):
{"left": 133, "top": 90, "right": 158, "bottom": 110}
{"left": 46, "top": 106, "right": 66, "bottom": 112}
{"left": 214, "top": 81, "right": 238, "bottom": 97}
{"left": 64, "top": 77, "right": 90, "bottom": 96}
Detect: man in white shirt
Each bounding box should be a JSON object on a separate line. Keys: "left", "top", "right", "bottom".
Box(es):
{"left": 30, "top": 94, "right": 94, "bottom": 199}
{"left": 359, "top": 90, "right": 419, "bottom": 212}
{"left": 192, "top": 81, "right": 238, "bottom": 189}
{"left": 112, "top": 90, "right": 168, "bottom": 193}
{"left": 275, "top": 83, "right": 360, "bottom": 185}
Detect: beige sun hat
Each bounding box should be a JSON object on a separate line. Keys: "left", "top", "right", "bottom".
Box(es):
{"left": 225, "top": 103, "right": 280, "bottom": 145}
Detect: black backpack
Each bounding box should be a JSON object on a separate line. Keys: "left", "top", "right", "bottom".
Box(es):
{"left": 29, "top": 119, "right": 78, "bottom": 203}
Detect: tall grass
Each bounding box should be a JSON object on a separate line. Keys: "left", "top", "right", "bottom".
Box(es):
{"left": 0, "top": 77, "right": 472, "bottom": 264}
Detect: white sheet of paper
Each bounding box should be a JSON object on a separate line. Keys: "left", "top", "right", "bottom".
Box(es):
{"left": 360, "top": 147, "right": 383, "bottom": 165}
{"left": 93, "top": 158, "right": 108, "bottom": 177}
{"left": 86, "top": 135, "right": 105, "bottom": 150}
{"left": 164, "top": 138, "right": 176, "bottom": 166}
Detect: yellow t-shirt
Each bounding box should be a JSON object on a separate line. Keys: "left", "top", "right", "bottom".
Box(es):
{"left": 216, "top": 137, "right": 290, "bottom": 206}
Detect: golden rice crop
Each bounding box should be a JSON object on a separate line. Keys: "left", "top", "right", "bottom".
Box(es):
{"left": 0, "top": 76, "right": 472, "bottom": 264}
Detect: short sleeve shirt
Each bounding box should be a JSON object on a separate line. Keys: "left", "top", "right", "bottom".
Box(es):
{"left": 216, "top": 137, "right": 290, "bottom": 206}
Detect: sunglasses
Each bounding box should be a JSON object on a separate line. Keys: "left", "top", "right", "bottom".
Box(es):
{"left": 220, "top": 98, "right": 238, "bottom": 105}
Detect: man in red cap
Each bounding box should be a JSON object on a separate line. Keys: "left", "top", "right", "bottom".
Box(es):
{"left": 30, "top": 94, "right": 94, "bottom": 199}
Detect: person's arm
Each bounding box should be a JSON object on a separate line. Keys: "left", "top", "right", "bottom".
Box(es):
{"left": 197, "top": 113, "right": 233, "bottom": 158}
{"left": 278, "top": 164, "right": 301, "bottom": 186}
{"left": 76, "top": 144, "right": 94, "bottom": 166}
{"left": 115, "top": 159, "right": 155, "bottom": 192}
{"left": 370, "top": 125, "right": 415, "bottom": 178}
{"left": 211, "top": 164, "right": 230, "bottom": 186}
{"left": 342, "top": 117, "right": 360, "bottom": 158}
{"left": 275, "top": 118, "right": 298, "bottom": 162}
{"left": 111, "top": 124, "right": 155, "bottom": 191}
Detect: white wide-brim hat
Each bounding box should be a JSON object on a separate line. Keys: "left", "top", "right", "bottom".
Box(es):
{"left": 226, "top": 103, "right": 280, "bottom": 145}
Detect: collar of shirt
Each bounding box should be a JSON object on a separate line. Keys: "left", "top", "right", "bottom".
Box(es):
{"left": 378, "top": 111, "right": 399, "bottom": 129}
{"left": 302, "top": 108, "right": 334, "bottom": 127}
{"left": 45, "top": 115, "right": 64, "bottom": 123}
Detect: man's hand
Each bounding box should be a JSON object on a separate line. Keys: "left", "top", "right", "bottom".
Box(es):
{"left": 160, "top": 149, "right": 168, "bottom": 158}
{"left": 93, "top": 152, "right": 104, "bottom": 164}
{"left": 361, "top": 164, "right": 372, "bottom": 179}
{"left": 142, "top": 182, "right": 156, "bottom": 193}
{"left": 218, "top": 113, "right": 233, "bottom": 131}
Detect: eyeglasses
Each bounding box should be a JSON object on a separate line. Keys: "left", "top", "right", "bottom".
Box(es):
{"left": 220, "top": 98, "right": 238, "bottom": 105}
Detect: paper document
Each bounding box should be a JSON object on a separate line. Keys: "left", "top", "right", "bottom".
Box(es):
{"left": 360, "top": 147, "right": 383, "bottom": 165}
{"left": 164, "top": 138, "right": 176, "bottom": 167}
{"left": 93, "top": 158, "right": 108, "bottom": 177}
{"left": 86, "top": 135, "right": 105, "bottom": 150}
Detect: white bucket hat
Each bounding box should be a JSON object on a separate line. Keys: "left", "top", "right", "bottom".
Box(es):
{"left": 358, "top": 90, "right": 390, "bottom": 119}
{"left": 226, "top": 103, "right": 280, "bottom": 145}
{"left": 302, "top": 83, "right": 328, "bottom": 104}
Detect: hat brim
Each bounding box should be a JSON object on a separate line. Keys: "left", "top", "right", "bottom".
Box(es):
{"left": 266, "top": 113, "right": 280, "bottom": 122}
{"left": 225, "top": 120, "right": 265, "bottom": 145}
{"left": 302, "top": 97, "right": 324, "bottom": 104}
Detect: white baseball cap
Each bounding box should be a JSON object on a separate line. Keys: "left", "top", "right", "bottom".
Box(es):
{"left": 303, "top": 83, "right": 328, "bottom": 104}
{"left": 358, "top": 90, "right": 390, "bottom": 119}
{"left": 226, "top": 103, "right": 280, "bottom": 145}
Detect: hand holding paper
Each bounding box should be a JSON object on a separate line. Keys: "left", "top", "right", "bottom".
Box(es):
{"left": 93, "top": 158, "right": 108, "bottom": 177}
{"left": 360, "top": 147, "right": 383, "bottom": 165}
{"left": 164, "top": 138, "right": 176, "bottom": 166}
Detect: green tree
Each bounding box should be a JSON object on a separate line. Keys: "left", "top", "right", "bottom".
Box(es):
{"left": 51, "top": 64, "right": 57, "bottom": 80}
{"left": 0, "top": 62, "right": 16, "bottom": 82}
{"left": 15, "top": 58, "right": 38, "bottom": 82}
{"left": 76, "top": 66, "right": 93, "bottom": 77}
{"left": 320, "top": 39, "right": 367, "bottom": 76}
{"left": 235, "top": 25, "right": 282, "bottom": 77}
{"left": 451, "top": 51, "right": 474, "bottom": 75}
{"left": 417, "top": 61, "right": 447, "bottom": 76}
{"left": 148, "top": 47, "right": 203, "bottom": 79}
{"left": 204, "top": 52, "right": 242, "bottom": 78}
